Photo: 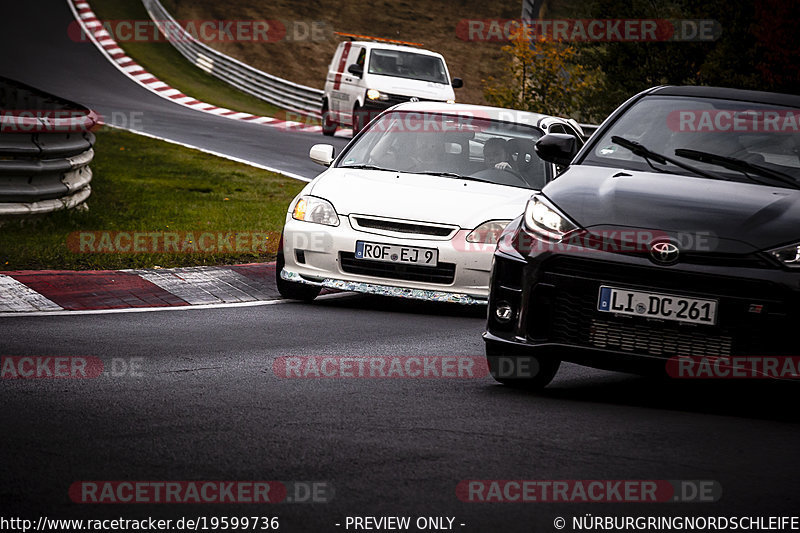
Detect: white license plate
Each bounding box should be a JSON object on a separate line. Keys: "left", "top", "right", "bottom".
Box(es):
{"left": 355, "top": 241, "right": 438, "bottom": 267}
{"left": 597, "top": 286, "right": 717, "bottom": 325}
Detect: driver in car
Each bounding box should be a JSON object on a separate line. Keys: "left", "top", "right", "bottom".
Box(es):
{"left": 483, "top": 138, "right": 513, "bottom": 171}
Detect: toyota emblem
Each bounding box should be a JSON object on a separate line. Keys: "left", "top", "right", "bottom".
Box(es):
{"left": 649, "top": 240, "right": 680, "bottom": 265}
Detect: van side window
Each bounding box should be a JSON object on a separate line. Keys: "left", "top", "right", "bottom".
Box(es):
{"left": 356, "top": 48, "right": 366, "bottom": 68}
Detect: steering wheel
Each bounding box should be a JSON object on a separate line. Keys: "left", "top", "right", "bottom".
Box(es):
{"left": 497, "top": 165, "right": 529, "bottom": 185}
{"left": 470, "top": 167, "right": 530, "bottom": 187}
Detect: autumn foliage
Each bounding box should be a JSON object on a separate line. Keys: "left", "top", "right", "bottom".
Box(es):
{"left": 482, "top": 28, "right": 602, "bottom": 121}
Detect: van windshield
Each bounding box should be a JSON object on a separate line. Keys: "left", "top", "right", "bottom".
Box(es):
{"left": 368, "top": 49, "right": 448, "bottom": 84}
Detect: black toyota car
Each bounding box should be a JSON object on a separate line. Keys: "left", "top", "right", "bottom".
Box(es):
{"left": 484, "top": 86, "right": 800, "bottom": 388}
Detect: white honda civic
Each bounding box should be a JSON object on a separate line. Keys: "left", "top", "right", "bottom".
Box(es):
{"left": 277, "top": 102, "right": 584, "bottom": 304}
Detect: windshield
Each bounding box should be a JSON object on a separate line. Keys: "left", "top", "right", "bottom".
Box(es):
{"left": 584, "top": 95, "right": 800, "bottom": 188}
{"left": 368, "top": 49, "right": 448, "bottom": 84}
{"left": 337, "top": 111, "right": 548, "bottom": 189}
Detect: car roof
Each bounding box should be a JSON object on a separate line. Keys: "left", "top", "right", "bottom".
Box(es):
{"left": 649, "top": 85, "right": 800, "bottom": 108}
{"left": 347, "top": 41, "right": 443, "bottom": 57}
{"left": 387, "top": 102, "right": 567, "bottom": 129}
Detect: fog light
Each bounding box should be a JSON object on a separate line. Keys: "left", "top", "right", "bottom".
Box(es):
{"left": 495, "top": 301, "right": 514, "bottom": 323}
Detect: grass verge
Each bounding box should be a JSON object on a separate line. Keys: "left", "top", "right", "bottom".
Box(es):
{"left": 0, "top": 128, "right": 304, "bottom": 271}
{"left": 87, "top": 0, "right": 316, "bottom": 122}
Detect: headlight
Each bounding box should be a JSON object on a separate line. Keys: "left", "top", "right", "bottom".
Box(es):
{"left": 466, "top": 220, "right": 511, "bottom": 244}
{"left": 523, "top": 195, "right": 578, "bottom": 241}
{"left": 366, "top": 89, "right": 388, "bottom": 101}
{"left": 767, "top": 242, "right": 800, "bottom": 268}
{"left": 292, "top": 196, "right": 339, "bottom": 226}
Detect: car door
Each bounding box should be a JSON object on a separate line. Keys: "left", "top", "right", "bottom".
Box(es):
{"left": 340, "top": 46, "right": 365, "bottom": 126}
{"left": 327, "top": 42, "right": 357, "bottom": 122}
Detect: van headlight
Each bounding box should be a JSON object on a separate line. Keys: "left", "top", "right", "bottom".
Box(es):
{"left": 366, "top": 89, "right": 388, "bottom": 101}
{"left": 292, "top": 196, "right": 340, "bottom": 226}
{"left": 767, "top": 242, "right": 800, "bottom": 268}
{"left": 523, "top": 195, "right": 578, "bottom": 241}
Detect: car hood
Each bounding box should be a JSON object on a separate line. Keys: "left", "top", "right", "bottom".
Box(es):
{"left": 543, "top": 165, "right": 800, "bottom": 251}
{"left": 310, "top": 168, "right": 533, "bottom": 228}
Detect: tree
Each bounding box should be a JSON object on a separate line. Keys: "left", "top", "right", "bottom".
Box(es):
{"left": 483, "top": 29, "right": 604, "bottom": 122}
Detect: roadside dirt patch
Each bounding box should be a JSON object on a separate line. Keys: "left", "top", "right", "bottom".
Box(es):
{"left": 164, "top": 0, "right": 522, "bottom": 104}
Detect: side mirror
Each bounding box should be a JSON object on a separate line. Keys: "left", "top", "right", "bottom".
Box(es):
{"left": 347, "top": 64, "right": 363, "bottom": 77}
{"left": 309, "top": 144, "right": 335, "bottom": 167}
{"left": 451, "top": 77, "right": 463, "bottom": 89}
{"left": 534, "top": 134, "right": 579, "bottom": 167}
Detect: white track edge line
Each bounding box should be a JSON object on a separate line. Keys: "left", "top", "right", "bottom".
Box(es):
{"left": 0, "top": 292, "right": 355, "bottom": 318}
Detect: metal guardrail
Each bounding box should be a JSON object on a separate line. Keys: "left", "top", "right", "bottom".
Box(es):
{"left": 0, "top": 77, "right": 96, "bottom": 216}
{"left": 142, "top": 0, "right": 324, "bottom": 118}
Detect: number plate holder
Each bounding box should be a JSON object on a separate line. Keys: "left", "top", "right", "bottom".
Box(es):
{"left": 597, "top": 286, "right": 718, "bottom": 325}
{"left": 355, "top": 241, "right": 438, "bottom": 267}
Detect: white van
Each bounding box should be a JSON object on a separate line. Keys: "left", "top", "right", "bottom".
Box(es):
{"left": 321, "top": 38, "right": 463, "bottom": 136}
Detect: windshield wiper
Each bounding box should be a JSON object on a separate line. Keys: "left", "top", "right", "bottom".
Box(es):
{"left": 674, "top": 148, "right": 800, "bottom": 190}
{"left": 408, "top": 170, "right": 494, "bottom": 184}
{"left": 610, "top": 136, "right": 728, "bottom": 181}
{"left": 342, "top": 164, "right": 398, "bottom": 172}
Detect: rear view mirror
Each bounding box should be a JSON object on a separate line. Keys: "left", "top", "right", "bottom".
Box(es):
{"left": 309, "top": 144, "right": 335, "bottom": 167}
{"left": 451, "top": 77, "right": 463, "bottom": 88}
{"left": 347, "top": 64, "right": 363, "bottom": 77}
{"left": 534, "top": 134, "right": 579, "bottom": 166}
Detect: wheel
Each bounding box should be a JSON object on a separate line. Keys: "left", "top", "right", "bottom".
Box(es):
{"left": 485, "top": 341, "right": 560, "bottom": 389}
{"left": 321, "top": 101, "right": 336, "bottom": 137}
{"left": 352, "top": 104, "right": 367, "bottom": 135}
{"left": 275, "top": 235, "right": 321, "bottom": 302}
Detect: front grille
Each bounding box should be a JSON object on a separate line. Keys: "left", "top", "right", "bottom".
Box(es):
{"left": 588, "top": 318, "right": 733, "bottom": 357}
{"left": 679, "top": 251, "right": 774, "bottom": 269}
{"left": 340, "top": 252, "right": 456, "bottom": 284}
{"left": 549, "top": 288, "right": 734, "bottom": 357}
{"left": 545, "top": 257, "right": 782, "bottom": 299}
{"left": 531, "top": 256, "right": 794, "bottom": 358}
{"left": 382, "top": 93, "right": 439, "bottom": 106}
{"left": 352, "top": 216, "right": 455, "bottom": 237}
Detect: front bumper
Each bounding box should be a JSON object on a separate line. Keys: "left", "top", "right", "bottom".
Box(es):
{"left": 485, "top": 223, "right": 800, "bottom": 371}
{"left": 282, "top": 214, "right": 494, "bottom": 305}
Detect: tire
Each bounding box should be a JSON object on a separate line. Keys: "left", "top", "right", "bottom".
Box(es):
{"left": 321, "top": 101, "right": 336, "bottom": 137}
{"left": 485, "top": 341, "right": 560, "bottom": 390}
{"left": 275, "top": 236, "right": 321, "bottom": 302}
{"left": 352, "top": 104, "right": 367, "bottom": 135}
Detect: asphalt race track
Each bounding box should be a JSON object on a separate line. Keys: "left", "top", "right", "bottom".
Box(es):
{"left": 4, "top": 297, "right": 800, "bottom": 531}
{"left": 2, "top": 1, "right": 800, "bottom": 532}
